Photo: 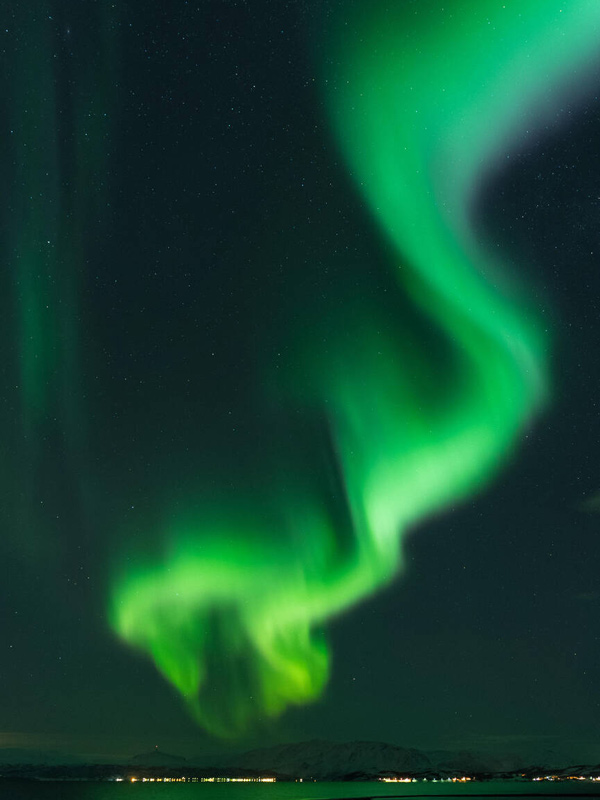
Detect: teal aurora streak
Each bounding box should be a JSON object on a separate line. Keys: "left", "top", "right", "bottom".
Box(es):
{"left": 110, "top": 0, "right": 600, "bottom": 736}
{"left": 3, "top": 1, "right": 117, "bottom": 560}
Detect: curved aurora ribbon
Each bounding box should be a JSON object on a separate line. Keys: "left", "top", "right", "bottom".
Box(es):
{"left": 110, "top": 0, "right": 600, "bottom": 736}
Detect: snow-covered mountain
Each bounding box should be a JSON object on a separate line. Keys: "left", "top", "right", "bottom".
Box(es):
{"left": 206, "top": 739, "right": 520, "bottom": 779}
{"left": 1, "top": 738, "right": 593, "bottom": 779}
{"left": 233, "top": 740, "right": 428, "bottom": 778}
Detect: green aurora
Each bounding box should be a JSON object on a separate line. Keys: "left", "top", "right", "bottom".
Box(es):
{"left": 110, "top": 0, "right": 600, "bottom": 736}
{"left": 2, "top": 3, "right": 117, "bottom": 559}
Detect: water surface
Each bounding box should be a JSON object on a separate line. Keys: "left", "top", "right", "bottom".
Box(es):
{"left": 3, "top": 781, "right": 600, "bottom": 800}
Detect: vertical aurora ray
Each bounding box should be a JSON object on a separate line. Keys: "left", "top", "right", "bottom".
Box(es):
{"left": 1, "top": 3, "right": 118, "bottom": 556}
{"left": 110, "top": 1, "right": 600, "bottom": 736}
{"left": 6, "top": 4, "right": 61, "bottom": 432}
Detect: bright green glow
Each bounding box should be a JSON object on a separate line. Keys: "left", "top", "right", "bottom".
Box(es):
{"left": 110, "top": 0, "right": 600, "bottom": 736}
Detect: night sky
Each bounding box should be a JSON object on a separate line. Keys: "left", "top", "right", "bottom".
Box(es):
{"left": 2, "top": 0, "right": 600, "bottom": 765}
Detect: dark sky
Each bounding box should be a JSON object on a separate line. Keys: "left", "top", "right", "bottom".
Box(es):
{"left": 1, "top": 0, "right": 600, "bottom": 765}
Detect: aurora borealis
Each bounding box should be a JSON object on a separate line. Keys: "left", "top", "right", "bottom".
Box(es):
{"left": 2, "top": 1, "right": 117, "bottom": 564}
{"left": 109, "top": 0, "right": 599, "bottom": 737}
{"left": 3, "top": 0, "right": 600, "bottom": 763}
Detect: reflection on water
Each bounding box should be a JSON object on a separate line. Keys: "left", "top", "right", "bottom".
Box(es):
{"left": 3, "top": 782, "right": 600, "bottom": 800}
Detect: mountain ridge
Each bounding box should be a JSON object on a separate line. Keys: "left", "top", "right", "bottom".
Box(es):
{"left": 192, "top": 739, "right": 528, "bottom": 778}
{"left": 0, "top": 738, "right": 592, "bottom": 779}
